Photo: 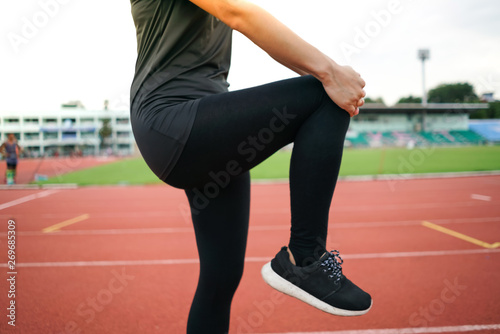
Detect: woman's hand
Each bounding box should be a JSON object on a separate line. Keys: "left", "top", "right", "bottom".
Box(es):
{"left": 320, "top": 63, "right": 366, "bottom": 117}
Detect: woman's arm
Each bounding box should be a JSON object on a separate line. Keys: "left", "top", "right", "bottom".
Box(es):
{"left": 189, "top": 0, "right": 365, "bottom": 116}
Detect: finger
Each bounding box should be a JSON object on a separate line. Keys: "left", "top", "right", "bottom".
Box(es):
{"left": 359, "top": 78, "right": 366, "bottom": 88}
{"left": 345, "top": 104, "right": 356, "bottom": 117}
{"left": 357, "top": 98, "right": 365, "bottom": 107}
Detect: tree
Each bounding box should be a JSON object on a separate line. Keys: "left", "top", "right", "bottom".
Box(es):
{"left": 99, "top": 118, "right": 112, "bottom": 150}
{"left": 364, "top": 97, "right": 385, "bottom": 105}
{"left": 427, "top": 83, "right": 479, "bottom": 103}
{"left": 470, "top": 101, "right": 500, "bottom": 119}
{"left": 397, "top": 95, "right": 422, "bottom": 103}
{"left": 489, "top": 101, "right": 500, "bottom": 119}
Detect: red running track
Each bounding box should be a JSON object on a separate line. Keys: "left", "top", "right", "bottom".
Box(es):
{"left": 0, "top": 175, "right": 499, "bottom": 334}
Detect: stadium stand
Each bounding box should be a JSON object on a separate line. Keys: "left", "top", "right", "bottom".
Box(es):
{"left": 469, "top": 120, "right": 500, "bottom": 142}
{"left": 345, "top": 103, "right": 491, "bottom": 148}
{"left": 346, "top": 130, "right": 486, "bottom": 148}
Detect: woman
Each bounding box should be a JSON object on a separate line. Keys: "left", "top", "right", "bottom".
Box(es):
{"left": 129, "top": 0, "right": 372, "bottom": 332}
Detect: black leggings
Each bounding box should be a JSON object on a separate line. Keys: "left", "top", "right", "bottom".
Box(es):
{"left": 165, "top": 75, "right": 350, "bottom": 333}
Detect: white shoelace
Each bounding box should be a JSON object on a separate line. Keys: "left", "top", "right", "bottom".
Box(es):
{"left": 320, "top": 250, "right": 343, "bottom": 282}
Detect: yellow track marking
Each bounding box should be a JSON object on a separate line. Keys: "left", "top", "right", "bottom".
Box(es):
{"left": 43, "top": 214, "right": 90, "bottom": 233}
{"left": 422, "top": 221, "right": 500, "bottom": 249}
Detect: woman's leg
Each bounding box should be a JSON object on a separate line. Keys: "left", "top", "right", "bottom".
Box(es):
{"left": 167, "top": 75, "right": 350, "bottom": 333}
{"left": 185, "top": 172, "right": 250, "bottom": 334}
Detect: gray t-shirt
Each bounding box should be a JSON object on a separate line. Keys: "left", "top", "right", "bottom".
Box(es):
{"left": 130, "top": 0, "right": 232, "bottom": 179}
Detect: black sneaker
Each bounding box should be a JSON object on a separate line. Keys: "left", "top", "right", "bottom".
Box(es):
{"left": 261, "top": 246, "right": 372, "bottom": 316}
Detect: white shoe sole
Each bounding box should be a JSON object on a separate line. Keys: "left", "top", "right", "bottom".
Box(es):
{"left": 261, "top": 262, "right": 372, "bottom": 316}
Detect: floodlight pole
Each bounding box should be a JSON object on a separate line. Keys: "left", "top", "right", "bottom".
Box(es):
{"left": 418, "top": 49, "right": 430, "bottom": 107}
{"left": 418, "top": 49, "right": 430, "bottom": 132}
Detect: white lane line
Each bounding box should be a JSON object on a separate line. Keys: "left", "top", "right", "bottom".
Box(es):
{"left": 261, "top": 324, "right": 500, "bottom": 334}
{"left": 12, "top": 216, "right": 500, "bottom": 237}
{"left": 0, "top": 189, "right": 59, "bottom": 211}
{"left": 344, "top": 248, "right": 500, "bottom": 259}
{"left": 253, "top": 201, "right": 495, "bottom": 214}
{"left": 471, "top": 194, "right": 492, "bottom": 201}
{"left": 3, "top": 248, "right": 499, "bottom": 268}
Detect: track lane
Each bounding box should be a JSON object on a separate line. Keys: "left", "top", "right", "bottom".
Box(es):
{"left": 0, "top": 176, "right": 499, "bottom": 333}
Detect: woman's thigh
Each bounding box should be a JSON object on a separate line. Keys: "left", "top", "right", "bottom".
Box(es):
{"left": 166, "top": 75, "right": 343, "bottom": 189}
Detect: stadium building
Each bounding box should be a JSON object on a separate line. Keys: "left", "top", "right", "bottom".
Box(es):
{"left": 0, "top": 108, "right": 134, "bottom": 157}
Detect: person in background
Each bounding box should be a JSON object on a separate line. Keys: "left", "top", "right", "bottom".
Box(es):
{"left": 1, "top": 133, "right": 22, "bottom": 184}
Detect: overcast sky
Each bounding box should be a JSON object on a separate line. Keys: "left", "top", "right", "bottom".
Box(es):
{"left": 1, "top": 0, "right": 499, "bottom": 112}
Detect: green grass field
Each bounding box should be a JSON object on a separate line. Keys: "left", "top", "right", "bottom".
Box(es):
{"left": 36, "top": 146, "right": 500, "bottom": 186}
